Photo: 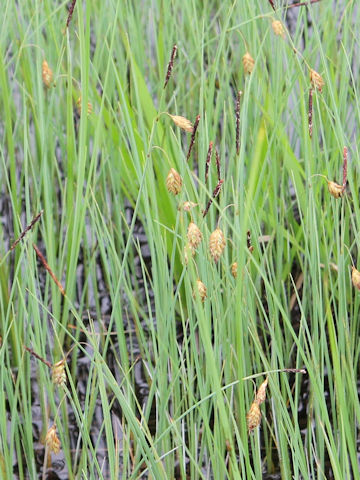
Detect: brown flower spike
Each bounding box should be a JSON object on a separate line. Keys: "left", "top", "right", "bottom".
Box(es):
{"left": 351, "top": 266, "right": 360, "bottom": 291}
{"left": 45, "top": 425, "right": 61, "bottom": 454}
{"left": 255, "top": 377, "right": 269, "bottom": 405}
{"left": 166, "top": 168, "right": 182, "bottom": 195}
{"left": 310, "top": 69, "right": 325, "bottom": 92}
{"left": 52, "top": 359, "right": 66, "bottom": 386}
{"left": 242, "top": 52, "right": 255, "bottom": 75}
{"left": 272, "top": 20, "right": 285, "bottom": 38}
{"left": 169, "top": 115, "right": 193, "bottom": 133}
{"left": 246, "top": 402, "right": 262, "bottom": 432}
{"left": 231, "top": 262, "right": 238, "bottom": 278}
{"left": 209, "top": 228, "right": 226, "bottom": 263}
{"left": 193, "top": 279, "right": 207, "bottom": 302}
{"left": 42, "top": 60, "right": 53, "bottom": 88}
{"left": 187, "top": 222, "right": 202, "bottom": 249}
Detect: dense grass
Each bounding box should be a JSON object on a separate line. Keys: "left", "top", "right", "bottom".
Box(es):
{"left": 0, "top": 0, "right": 359, "bottom": 478}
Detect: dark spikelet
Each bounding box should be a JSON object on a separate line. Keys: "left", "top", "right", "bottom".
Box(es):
{"left": 268, "top": 0, "right": 276, "bottom": 10}
{"left": 164, "top": 44, "right": 177, "bottom": 89}
{"left": 215, "top": 147, "right": 221, "bottom": 181}
{"left": 24, "top": 346, "right": 52, "bottom": 368}
{"left": 236, "top": 90, "right": 242, "bottom": 155}
{"left": 288, "top": 0, "right": 322, "bottom": 8}
{"left": 66, "top": 0, "right": 77, "bottom": 28}
{"left": 342, "top": 146, "right": 348, "bottom": 191}
{"left": 186, "top": 114, "right": 200, "bottom": 161}
{"left": 308, "top": 88, "right": 313, "bottom": 138}
{"left": 247, "top": 230, "right": 254, "bottom": 253}
{"left": 11, "top": 210, "right": 43, "bottom": 250}
{"left": 203, "top": 179, "right": 224, "bottom": 217}
{"left": 205, "top": 141, "right": 213, "bottom": 183}
{"left": 33, "top": 243, "right": 66, "bottom": 296}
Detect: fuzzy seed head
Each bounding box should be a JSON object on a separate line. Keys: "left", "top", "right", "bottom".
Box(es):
{"left": 255, "top": 377, "right": 269, "bottom": 405}
{"left": 351, "top": 266, "right": 360, "bottom": 291}
{"left": 45, "top": 425, "right": 61, "bottom": 454}
{"left": 77, "top": 96, "right": 93, "bottom": 115}
{"left": 246, "top": 402, "right": 262, "bottom": 432}
{"left": 179, "top": 201, "right": 198, "bottom": 212}
{"left": 187, "top": 222, "right": 203, "bottom": 249}
{"left": 42, "top": 60, "right": 53, "bottom": 88}
{"left": 52, "top": 359, "right": 66, "bottom": 387}
{"left": 272, "top": 20, "right": 285, "bottom": 38}
{"left": 209, "top": 228, "right": 226, "bottom": 263}
{"left": 231, "top": 262, "right": 238, "bottom": 278}
{"left": 242, "top": 52, "right": 255, "bottom": 74}
{"left": 327, "top": 181, "right": 343, "bottom": 198}
{"left": 169, "top": 115, "right": 194, "bottom": 133}
{"left": 194, "top": 279, "right": 207, "bottom": 302}
{"left": 166, "top": 168, "right": 182, "bottom": 195}
{"left": 310, "top": 69, "right": 325, "bottom": 92}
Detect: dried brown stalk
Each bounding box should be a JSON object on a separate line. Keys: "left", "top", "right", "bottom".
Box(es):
{"left": 66, "top": 0, "right": 77, "bottom": 28}
{"left": 186, "top": 114, "right": 200, "bottom": 161}
{"left": 11, "top": 210, "right": 43, "bottom": 250}
{"left": 203, "top": 179, "right": 224, "bottom": 217}
{"left": 215, "top": 147, "right": 221, "bottom": 181}
{"left": 205, "top": 141, "right": 213, "bottom": 183}
{"left": 164, "top": 44, "right": 177, "bottom": 89}
{"left": 24, "top": 345, "right": 52, "bottom": 368}
{"left": 308, "top": 88, "right": 313, "bottom": 138}
{"left": 33, "top": 243, "right": 66, "bottom": 296}
{"left": 236, "top": 90, "right": 242, "bottom": 155}
{"left": 287, "top": 0, "right": 322, "bottom": 8}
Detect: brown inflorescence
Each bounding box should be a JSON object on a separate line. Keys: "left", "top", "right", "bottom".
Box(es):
{"left": 186, "top": 114, "right": 200, "bottom": 161}
{"left": 169, "top": 115, "right": 193, "bottom": 133}
{"left": 242, "top": 52, "right": 255, "bottom": 75}
{"left": 42, "top": 60, "right": 53, "bottom": 88}
{"left": 77, "top": 96, "right": 93, "bottom": 115}
{"left": 193, "top": 279, "right": 207, "bottom": 302}
{"left": 272, "top": 20, "right": 285, "bottom": 38}
{"left": 187, "top": 222, "right": 202, "bottom": 249}
{"left": 45, "top": 425, "right": 61, "bottom": 454}
{"left": 246, "top": 402, "right": 262, "bottom": 432}
{"left": 164, "top": 44, "right": 178, "bottom": 89}
{"left": 255, "top": 377, "right": 269, "bottom": 405}
{"left": 310, "top": 69, "right": 325, "bottom": 92}
{"left": 231, "top": 262, "right": 238, "bottom": 278}
{"left": 209, "top": 228, "right": 226, "bottom": 263}
{"left": 351, "top": 266, "right": 360, "bottom": 291}
{"left": 166, "top": 168, "right": 182, "bottom": 195}
{"left": 52, "top": 359, "right": 66, "bottom": 387}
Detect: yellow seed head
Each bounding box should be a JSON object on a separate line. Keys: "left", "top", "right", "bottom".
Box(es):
{"left": 77, "top": 96, "right": 93, "bottom": 115}
{"left": 166, "top": 168, "right": 182, "bottom": 195}
{"left": 310, "top": 69, "right": 325, "bottom": 92}
{"left": 193, "top": 279, "right": 207, "bottom": 302}
{"left": 209, "top": 228, "right": 226, "bottom": 263}
{"left": 45, "top": 425, "right": 61, "bottom": 454}
{"left": 255, "top": 377, "right": 269, "bottom": 405}
{"left": 183, "top": 243, "right": 195, "bottom": 265}
{"left": 179, "top": 201, "right": 198, "bottom": 212}
{"left": 187, "top": 222, "right": 203, "bottom": 249}
{"left": 42, "top": 60, "right": 53, "bottom": 88}
{"left": 351, "top": 266, "right": 360, "bottom": 291}
{"left": 327, "top": 181, "right": 343, "bottom": 198}
{"left": 52, "top": 359, "right": 66, "bottom": 387}
{"left": 242, "top": 52, "right": 255, "bottom": 75}
{"left": 169, "top": 115, "right": 193, "bottom": 133}
{"left": 231, "top": 262, "right": 238, "bottom": 278}
{"left": 272, "top": 20, "right": 285, "bottom": 38}
{"left": 246, "top": 402, "right": 262, "bottom": 432}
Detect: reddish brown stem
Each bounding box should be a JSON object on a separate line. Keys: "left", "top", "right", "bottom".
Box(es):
{"left": 186, "top": 114, "right": 200, "bottom": 161}
{"left": 287, "top": 0, "right": 322, "bottom": 8}
{"left": 203, "top": 179, "right": 224, "bottom": 217}
{"left": 342, "top": 146, "right": 348, "bottom": 191}
{"left": 24, "top": 346, "right": 52, "bottom": 369}
{"left": 66, "top": 0, "right": 77, "bottom": 28}
{"left": 33, "top": 243, "right": 66, "bottom": 296}
{"left": 308, "top": 88, "right": 313, "bottom": 139}
{"left": 205, "top": 141, "right": 213, "bottom": 183}
{"left": 163, "top": 44, "right": 177, "bottom": 89}
{"left": 11, "top": 210, "right": 43, "bottom": 250}
{"left": 235, "top": 90, "right": 242, "bottom": 156}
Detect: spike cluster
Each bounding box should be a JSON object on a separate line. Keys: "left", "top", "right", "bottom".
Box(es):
{"left": 45, "top": 425, "right": 61, "bottom": 454}
{"left": 42, "top": 60, "right": 53, "bottom": 88}
{"left": 77, "top": 96, "right": 93, "bottom": 115}
{"left": 242, "top": 52, "right": 255, "bottom": 75}
{"left": 166, "top": 168, "right": 182, "bottom": 195}
{"left": 209, "top": 228, "right": 226, "bottom": 263}
{"left": 272, "top": 20, "right": 285, "bottom": 38}
{"left": 310, "top": 69, "right": 325, "bottom": 92}
{"left": 246, "top": 377, "right": 269, "bottom": 432}
{"left": 193, "top": 279, "right": 207, "bottom": 302}
{"left": 169, "top": 114, "right": 194, "bottom": 133}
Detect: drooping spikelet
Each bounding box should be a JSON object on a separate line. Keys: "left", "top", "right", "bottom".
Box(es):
{"left": 166, "top": 168, "right": 182, "bottom": 195}
{"left": 255, "top": 377, "right": 269, "bottom": 405}
{"left": 187, "top": 222, "right": 202, "bottom": 249}
{"left": 178, "top": 201, "right": 198, "bottom": 212}
{"left": 231, "top": 262, "right": 238, "bottom": 278}
{"left": 351, "top": 266, "right": 360, "bottom": 291}
{"left": 52, "top": 359, "right": 66, "bottom": 387}
{"left": 242, "top": 52, "right": 255, "bottom": 74}
{"left": 45, "top": 425, "right": 61, "bottom": 454}
{"left": 76, "top": 96, "right": 93, "bottom": 115}
{"left": 169, "top": 115, "right": 194, "bottom": 133}
{"left": 327, "top": 180, "right": 344, "bottom": 198}
{"left": 310, "top": 69, "right": 325, "bottom": 92}
{"left": 42, "top": 60, "right": 53, "bottom": 88}
{"left": 193, "top": 279, "right": 207, "bottom": 302}
{"left": 272, "top": 20, "right": 285, "bottom": 38}
{"left": 209, "top": 228, "right": 226, "bottom": 263}
{"left": 246, "top": 402, "right": 262, "bottom": 432}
